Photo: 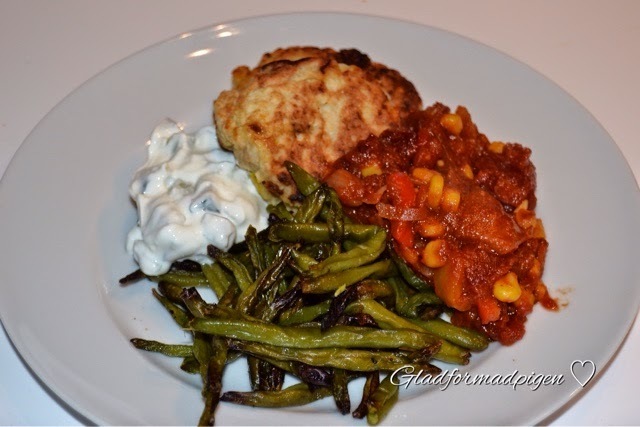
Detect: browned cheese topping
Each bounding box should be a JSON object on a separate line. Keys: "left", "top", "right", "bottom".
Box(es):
{"left": 213, "top": 46, "right": 422, "bottom": 203}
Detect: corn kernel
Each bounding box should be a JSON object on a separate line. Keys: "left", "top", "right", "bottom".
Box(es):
{"left": 422, "top": 239, "right": 447, "bottom": 268}
{"left": 489, "top": 141, "right": 505, "bottom": 154}
{"left": 462, "top": 164, "right": 474, "bottom": 179}
{"left": 361, "top": 164, "right": 382, "bottom": 177}
{"left": 412, "top": 167, "right": 436, "bottom": 183}
{"left": 427, "top": 173, "right": 444, "bottom": 209}
{"left": 493, "top": 272, "right": 522, "bottom": 303}
{"left": 440, "top": 113, "right": 463, "bottom": 135}
{"left": 417, "top": 220, "right": 445, "bottom": 238}
{"left": 441, "top": 188, "right": 461, "bottom": 212}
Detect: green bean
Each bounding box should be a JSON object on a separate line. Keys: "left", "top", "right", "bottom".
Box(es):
{"left": 199, "top": 337, "right": 227, "bottom": 426}
{"left": 269, "top": 223, "right": 379, "bottom": 244}
{"left": 130, "top": 339, "right": 192, "bottom": 357}
{"left": 321, "top": 280, "right": 392, "bottom": 331}
{"left": 353, "top": 371, "right": 379, "bottom": 419}
{"left": 267, "top": 202, "right": 294, "bottom": 222}
{"left": 258, "top": 359, "right": 284, "bottom": 391}
{"left": 201, "top": 263, "right": 232, "bottom": 300}
{"left": 246, "top": 356, "right": 336, "bottom": 389}
{"left": 157, "top": 281, "right": 189, "bottom": 305}
{"left": 335, "top": 313, "right": 380, "bottom": 328}
{"left": 244, "top": 226, "right": 266, "bottom": 274}
{"left": 407, "top": 291, "right": 441, "bottom": 306}
{"left": 180, "top": 355, "right": 200, "bottom": 374}
{"left": 236, "top": 251, "right": 257, "bottom": 278}
{"left": 388, "top": 246, "right": 432, "bottom": 292}
{"left": 180, "top": 287, "right": 242, "bottom": 321}
{"left": 295, "top": 363, "right": 334, "bottom": 387}
{"left": 249, "top": 350, "right": 284, "bottom": 392}
{"left": 332, "top": 368, "right": 351, "bottom": 414}
{"left": 279, "top": 300, "right": 331, "bottom": 326}
{"left": 253, "top": 357, "right": 297, "bottom": 376}
{"left": 386, "top": 278, "right": 445, "bottom": 320}
{"left": 118, "top": 269, "right": 146, "bottom": 285}
{"left": 187, "top": 317, "right": 439, "bottom": 350}
{"left": 345, "top": 299, "right": 469, "bottom": 364}
{"left": 400, "top": 292, "right": 443, "bottom": 318}
{"left": 293, "top": 186, "right": 326, "bottom": 223}
{"left": 152, "top": 271, "right": 209, "bottom": 287}
{"left": 347, "top": 299, "right": 418, "bottom": 332}
{"left": 366, "top": 373, "right": 399, "bottom": 425}
{"left": 207, "top": 247, "right": 253, "bottom": 292}
{"left": 237, "top": 246, "right": 292, "bottom": 315}
{"left": 320, "top": 187, "right": 346, "bottom": 240}
{"left": 228, "top": 340, "right": 437, "bottom": 372}
{"left": 351, "top": 279, "right": 394, "bottom": 300}
{"left": 129, "top": 161, "right": 494, "bottom": 424}
{"left": 217, "top": 281, "right": 240, "bottom": 309}
{"left": 308, "top": 227, "right": 387, "bottom": 277}
{"left": 408, "top": 318, "right": 489, "bottom": 352}
{"left": 259, "top": 280, "right": 303, "bottom": 323}
{"left": 386, "top": 276, "right": 411, "bottom": 314}
{"left": 221, "top": 382, "right": 331, "bottom": 408}
{"left": 152, "top": 288, "right": 189, "bottom": 327}
{"left": 181, "top": 287, "right": 208, "bottom": 318}
{"left": 193, "top": 332, "right": 213, "bottom": 388}
{"left": 286, "top": 161, "right": 321, "bottom": 196}
{"left": 290, "top": 249, "right": 319, "bottom": 272}
{"left": 261, "top": 242, "right": 278, "bottom": 268}
{"left": 248, "top": 356, "right": 261, "bottom": 391}
{"left": 301, "top": 259, "right": 394, "bottom": 294}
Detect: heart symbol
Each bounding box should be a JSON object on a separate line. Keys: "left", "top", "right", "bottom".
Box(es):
{"left": 570, "top": 360, "right": 596, "bottom": 387}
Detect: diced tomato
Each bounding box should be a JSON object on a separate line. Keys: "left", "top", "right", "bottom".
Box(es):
{"left": 386, "top": 172, "right": 416, "bottom": 208}
{"left": 390, "top": 220, "right": 414, "bottom": 248}
{"left": 395, "top": 241, "right": 419, "bottom": 266}
{"left": 325, "top": 169, "right": 365, "bottom": 207}
{"left": 477, "top": 297, "right": 501, "bottom": 324}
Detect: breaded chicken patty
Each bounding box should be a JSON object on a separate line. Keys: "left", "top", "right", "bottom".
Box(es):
{"left": 213, "top": 46, "right": 422, "bottom": 203}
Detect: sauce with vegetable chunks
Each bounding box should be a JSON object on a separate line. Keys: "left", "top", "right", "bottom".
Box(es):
{"left": 324, "top": 102, "right": 557, "bottom": 345}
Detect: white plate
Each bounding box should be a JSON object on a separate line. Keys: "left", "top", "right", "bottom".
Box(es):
{"left": 1, "top": 12, "right": 639, "bottom": 425}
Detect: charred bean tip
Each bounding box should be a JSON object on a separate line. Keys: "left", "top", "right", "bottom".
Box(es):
{"left": 207, "top": 244, "right": 224, "bottom": 259}
{"left": 219, "top": 391, "right": 245, "bottom": 404}
{"left": 118, "top": 269, "right": 145, "bottom": 285}
{"left": 298, "top": 364, "right": 333, "bottom": 387}
{"left": 170, "top": 259, "right": 202, "bottom": 272}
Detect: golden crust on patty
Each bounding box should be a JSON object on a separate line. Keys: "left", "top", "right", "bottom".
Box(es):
{"left": 213, "top": 46, "right": 422, "bottom": 203}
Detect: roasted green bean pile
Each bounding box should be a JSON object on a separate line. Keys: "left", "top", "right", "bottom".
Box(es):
{"left": 122, "top": 162, "right": 489, "bottom": 426}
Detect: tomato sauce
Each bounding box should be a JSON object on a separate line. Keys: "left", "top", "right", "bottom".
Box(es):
{"left": 324, "top": 103, "right": 557, "bottom": 345}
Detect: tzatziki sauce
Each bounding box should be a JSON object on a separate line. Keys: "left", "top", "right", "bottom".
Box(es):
{"left": 126, "top": 119, "right": 268, "bottom": 276}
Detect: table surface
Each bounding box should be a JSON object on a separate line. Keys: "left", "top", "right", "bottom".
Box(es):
{"left": 1, "top": 0, "right": 638, "bottom": 425}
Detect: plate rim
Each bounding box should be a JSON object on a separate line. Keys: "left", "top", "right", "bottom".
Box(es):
{"left": 1, "top": 10, "right": 639, "bottom": 425}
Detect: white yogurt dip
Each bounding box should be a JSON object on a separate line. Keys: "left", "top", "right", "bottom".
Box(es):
{"left": 126, "top": 119, "right": 268, "bottom": 275}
